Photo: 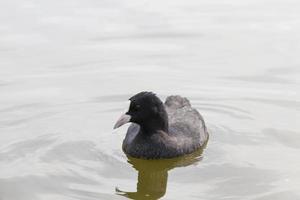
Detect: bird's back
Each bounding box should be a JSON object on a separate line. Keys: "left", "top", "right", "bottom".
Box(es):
{"left": 165, "top": 95, "right": 208, "bottom": 147}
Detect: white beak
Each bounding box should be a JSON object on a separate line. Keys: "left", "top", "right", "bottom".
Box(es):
{"left": 113, "top": 114, "right": 131, "bottom": 129}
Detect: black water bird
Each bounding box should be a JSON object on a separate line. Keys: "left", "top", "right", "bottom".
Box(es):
{"left": 114, "top": 92, "right": 208, "bottom": 159}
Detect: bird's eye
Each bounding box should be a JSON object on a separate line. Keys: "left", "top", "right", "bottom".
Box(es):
{"left": 133, "top": 104, "right": 140, "bottom": 112}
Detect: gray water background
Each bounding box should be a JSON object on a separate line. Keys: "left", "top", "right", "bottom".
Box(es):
{"left": 0, "top": 0, "right": 299, "bottom": 199}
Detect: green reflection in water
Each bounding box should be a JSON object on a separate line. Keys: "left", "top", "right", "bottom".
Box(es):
{"left": 116, "top": 146, "right": 206, "bottom": 200}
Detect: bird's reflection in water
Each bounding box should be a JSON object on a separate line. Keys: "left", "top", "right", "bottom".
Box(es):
{"left": 116, "top": 148, "right": 205, "bottom": 200}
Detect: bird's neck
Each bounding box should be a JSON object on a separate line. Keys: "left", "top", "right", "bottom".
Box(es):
{"left": 141, "top": 120, "right": 168, "bottom": 134}
{"left": 140, "top": 110, "right": 169, "bottom": 134}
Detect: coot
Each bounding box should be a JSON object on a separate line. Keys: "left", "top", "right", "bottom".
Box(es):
{"left": 114, "top": 92, "right": 208, "bottom": 159}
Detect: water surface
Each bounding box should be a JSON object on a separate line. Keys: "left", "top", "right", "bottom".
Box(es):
{"left": 0, "top": 0, "right": 300, "bottom": 199}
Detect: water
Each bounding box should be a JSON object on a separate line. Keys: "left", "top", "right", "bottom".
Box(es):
{"left": 0, "top": 0, "right": 299, "bottom": 199}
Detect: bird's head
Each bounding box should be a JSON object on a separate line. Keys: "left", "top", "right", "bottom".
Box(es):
{"left": 114, "top": 92, "right": 168, "bottom": 133}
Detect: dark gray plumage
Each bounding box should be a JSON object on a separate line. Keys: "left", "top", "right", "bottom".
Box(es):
{"left": 114, "top": 92, "right": 209, "bottom": 159}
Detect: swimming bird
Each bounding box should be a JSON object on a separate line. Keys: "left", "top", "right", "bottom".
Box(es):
{"left": 113, "top": 92, "right": 208, "bottom": 159}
